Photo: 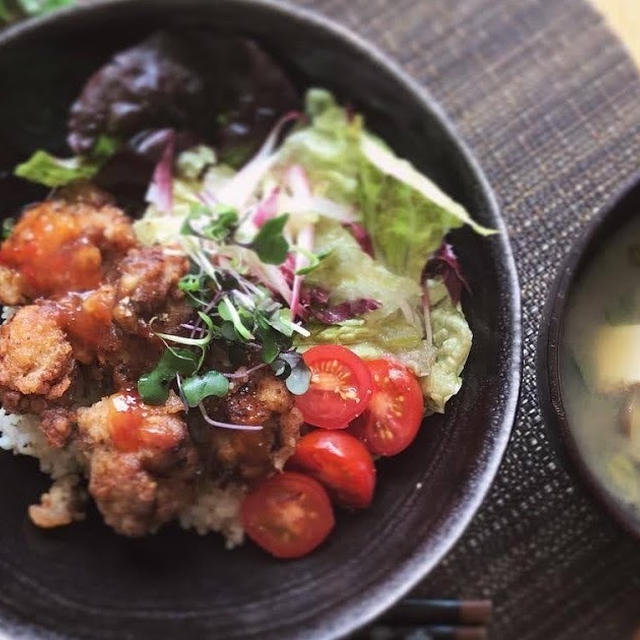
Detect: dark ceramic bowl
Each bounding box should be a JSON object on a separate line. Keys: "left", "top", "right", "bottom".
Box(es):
{"left": 538, "top": 175, "right": 640, "bottom": 541}
{"left": 0, "top": 1, "right": 521, "bottom": 638}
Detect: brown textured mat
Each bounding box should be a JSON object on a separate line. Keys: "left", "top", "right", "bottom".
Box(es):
{"left": 290, "top": 0, "right": 640, "bottom": 638}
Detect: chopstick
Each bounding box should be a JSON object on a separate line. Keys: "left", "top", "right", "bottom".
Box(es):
{"left": 354, "top": 599, "right": 492, "bottom": 639}
{"left": 380, "top": 598, "right": 493, "bottom": 626}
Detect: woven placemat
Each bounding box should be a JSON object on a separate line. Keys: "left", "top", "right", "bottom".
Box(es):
{"left": 292, "top": 0, "right": 640, "bottom": 638}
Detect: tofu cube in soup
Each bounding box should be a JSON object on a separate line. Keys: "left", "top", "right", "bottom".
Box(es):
{"left": 592, "top": 325, "right": 640, "bottom": 393}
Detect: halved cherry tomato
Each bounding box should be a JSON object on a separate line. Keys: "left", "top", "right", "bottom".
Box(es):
{"left": 349, "top": 359, "right": 424, "bottom": 456}
{"left": 294, "top": 345, "right": 373, "bottom": 429}
{"left": 241, "top": 471, "right": 334, "bottom": 559}
{"left": 287, "top": 430, "right": 376, "bottom": 509}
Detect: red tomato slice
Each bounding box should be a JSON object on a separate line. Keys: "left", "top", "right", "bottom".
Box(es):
{"left": 288, "top": 430, "right": 376, "bottom": 509}
{"left": 349, "top": 359, "right": 424, "bottom": 456}
{"left": 241, "top": 472, "right": 334, "bottom": 559}
{"left": 294, "top": 345, "right": 373, "bottom": 429}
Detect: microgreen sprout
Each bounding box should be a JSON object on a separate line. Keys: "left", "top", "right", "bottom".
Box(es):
{"left": 138, "top": 348, "right": 198, "bottom": 405}
{"left": 220, "top": 296, "right": 254, "bottom": 340}
{"left": 198, "top": 403, "right": 263, "bottom": 431}
{"left": 182, "top": 203, "right": 239, "bottom": 242}
{"left": 270, "top": 351, "right": 311, "bottom": 395}
{"left": 181, "top": 371, "right": 229, "bottom": 407}
{"left": 291, "top": 245, "right": 332, "bottom": 276}
{"left": 134, "top": 115, "right": 318, "bottom": 423}
{"left": 249, "top": 214, "right": 290, "bottom": 264}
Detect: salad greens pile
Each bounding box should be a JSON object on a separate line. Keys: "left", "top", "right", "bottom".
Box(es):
{"left": 274, "top": 90, "right": 490, "bottom": 281}
{"left": 13, "top": 82, "right": 490, "bottom": 415}
{"left": 132, "top": 89, "right": 490, "bottom": 413}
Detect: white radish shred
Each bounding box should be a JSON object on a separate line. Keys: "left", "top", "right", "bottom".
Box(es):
{"left": 264, "top": 264, "right": 293, "bottom": 304}
{"left": 284, "top": 165, "right": 316, "bottom": 321}
{"left": 217, "top": 245, "right": 293, "bottom": 305}
{"left": 216, "top": 111, "right": 300, "bottom": 211}
{"left": 290, "top": 222, "right": 314, "bottom": 321}
{"left": 301, "top": 195, "right": 358, "bottom": 223}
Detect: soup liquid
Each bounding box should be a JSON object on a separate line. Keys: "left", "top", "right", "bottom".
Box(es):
{"left": 563, "top": 215, "right": 640, "bottom": 517}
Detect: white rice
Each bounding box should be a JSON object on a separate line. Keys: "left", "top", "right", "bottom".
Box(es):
{"left": 0, "top": 409, "right": 80, "bottom": 479}
{"left": 0, "top": 408, "right": 245, "bottom": 544}
{"left": 179, "top": 481, "right": 246, "bottom": 548}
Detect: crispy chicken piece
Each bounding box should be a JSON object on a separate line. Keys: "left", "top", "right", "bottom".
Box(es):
{"left": 76, "top": 391, "right": 198, "bottom": 536}
{"left": 114, "top": 247, "right": 188, "bottom": 312}
{"left": 111, "top": 246, "right": 191, "bottom": 336}
{"left": 41, "top": 286, "right": 119, "bottom": 366}
{"left": 103, "top": 246, "right": 191, "bottom": 386}
{"left": 205, "top": 371, "right": 303, "bottom": 481}
{"left": 0, "top": 186, "right": 135, "bottom": 304}
{"left": 26, "top": 246, "right": 192, "bottom": 390}
{"left": 38, "top": 284, "right": 160, "bottom": 386}
{"left": 105, "top": 333, "right": 165, "bottom": 392}
{"left": 40, "top": 407, "right": 76, "bottom": 448}
{"left": 28, "top": 475, "right": 86, "bottom": 528}
{"left": 227, "top": 372, "right": 295, "bottom": 423}
{"left": 0, "top": 306, "right": 75, "bottom": 414}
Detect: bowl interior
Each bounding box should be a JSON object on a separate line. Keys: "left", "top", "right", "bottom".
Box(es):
{"left": 0, "top": 2, "right": 520, "bottom": 639}
{"left": 539, "top": 176, "right": 640, "bottom": 541}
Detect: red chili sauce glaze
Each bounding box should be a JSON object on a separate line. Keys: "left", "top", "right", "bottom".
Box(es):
{"left": 0, "top": 205, "right": 102, "bottom": 296}
{"left": 108, "top": 391, "right": 182, "bottom": 452}
{"left": 38, "top": 287, "right": 116, "bottom": 364}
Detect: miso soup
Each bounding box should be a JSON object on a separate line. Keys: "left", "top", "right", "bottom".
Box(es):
{"left": 563, "top": 215, "right": 640, "bottom": 519}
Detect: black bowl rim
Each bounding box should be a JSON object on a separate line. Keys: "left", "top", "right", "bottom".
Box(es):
{"left": 0, "top": 0, "right": 522, "bottom": 637}
{"left": 537, "top": 169, "right": 640, "bottom": 541}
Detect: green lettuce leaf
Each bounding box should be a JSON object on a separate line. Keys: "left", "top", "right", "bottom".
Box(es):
{"left": 358, "top": 134, "right": 493, "bottom": 281}
{"left": 272, "top": 89, "right": 493, "bottom": 282}
{"left": 14, "top": 135, "right": 118, "bottom": 188}
{"left": 283, "top": 90, "right": 477, "bottom": 410}
{"left": 274, "top": 89, "right": 362, "bottom": 203}
{"left": 306, "top": 219, "right": 421, "bottom": 313}
{"left": 299, "top": 219, "right": 433, "bottom": 375}
{"left": 302, "top": 318, "right": 433, "bottom": 376}
{"left": 1, "top": 0, "right": 74, "bottom": 22}
{"left": 359, "top": 134, "right": 493, "bottom": 237}
{"left": 421, "top": 280, "right": 472, "bottom": 413}
{"left": 14, "top": 150, "right": 100, "bottom": 187}
{"left": 175, "top": 144, "right": 216, "bottom": 180}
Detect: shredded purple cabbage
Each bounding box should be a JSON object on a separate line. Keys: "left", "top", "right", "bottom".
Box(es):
{"left": 252, "top": 186, "right": 280, "bottom": 227}
{"left": 423, "top": 242, "right": 470, "bottom": 304}
{"left": 300, "top": 284, "right": 330, "bottom": 308}
{"left": 344, "top": 222, "right": 374, "bottom": 256}
{"left": 312, "top": 298, "right": 381, "bottom": 324}
{"left": 145, "top": 130, "right": 175, "bottom": 213}
{"left": 296, "top": 284, "right": 379, "bottom": 324}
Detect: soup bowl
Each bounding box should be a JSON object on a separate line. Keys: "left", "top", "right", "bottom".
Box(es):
{"left": 0, "top": 1, "right": 521, "bottom": 638}
{"left": 538, "top": 175, "right": 640, "bottom": 541}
